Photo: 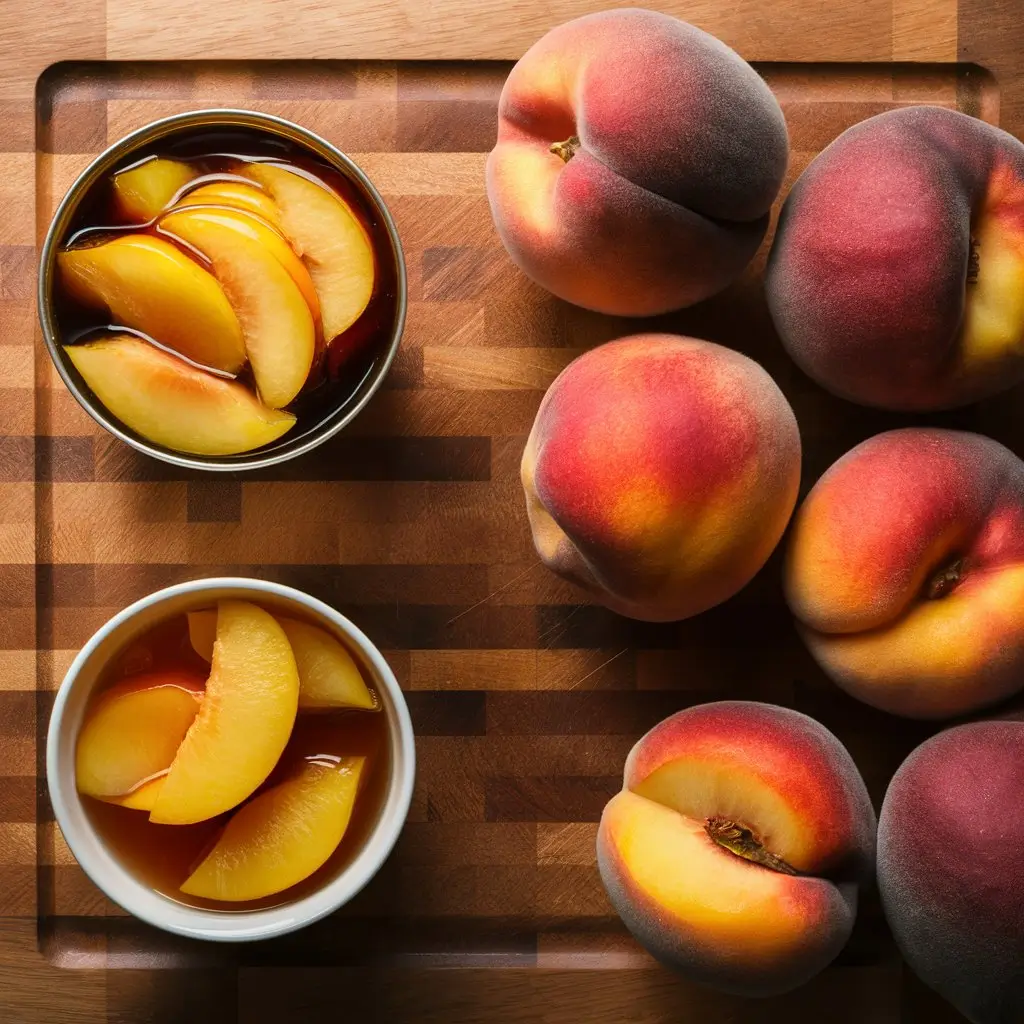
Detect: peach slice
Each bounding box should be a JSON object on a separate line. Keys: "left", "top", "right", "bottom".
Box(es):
{"left": 166, "top": 195, "right": 320, "bottom": 323}
{"left": 245, "top": 162, "right": 375, "bottom": 343}
{"left": 150, "top": 600, "right": 300, "bottom": 826}
{"left": 65, "top": 335, "right": 296, "bottom": 456}
{"left": 112, "top": 157, "right": 196, "bottom": 222}
{"left": 181, "top": 755, "right": 365, "bottom": 901}
{"left": 58, "top": 235, "right": 246, "bottom": 373}
{"left": 108, "top": 777, "right": 166, "bottom": 811}
{"left": 280, "top": 618, "right": 378, "bottom": 711}
{"left": 76, "top": 672, "right": 204, "bottom": 801}
{"left": 187, "top": 609, "right": 218, "bottom": 663}
{"left": 188, "top": 609, "right": 378, "bottom": 711}
{"left": 175, "top": 180, "right": 283, "bottom": 227}
{"left": 159, "top": 206, "right": 316, "bottom": 408}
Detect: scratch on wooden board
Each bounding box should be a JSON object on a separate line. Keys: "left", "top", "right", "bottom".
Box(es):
{"left": 568, "top": 648, "right": 629, "bottom": 690}
{"left": 443, "top": 561, "right": 541, "bottom": 627}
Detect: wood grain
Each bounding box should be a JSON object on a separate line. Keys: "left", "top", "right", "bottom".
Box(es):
{"left": 104, "top": 0, "right": 897, "bottom": 63}
{"left": 1, "top": 0, "right": 1019, "bottom": 1020}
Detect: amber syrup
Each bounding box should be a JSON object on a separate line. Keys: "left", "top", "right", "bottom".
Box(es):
{"left": 56, "top": 128, "right": 400, "bottom": 449}
{"left": 81, "top": 610, "right": 390, "bottom": 911}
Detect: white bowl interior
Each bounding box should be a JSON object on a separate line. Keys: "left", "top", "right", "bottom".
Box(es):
{"left": 46, "top": 577, "right": 415, "bottom": 942}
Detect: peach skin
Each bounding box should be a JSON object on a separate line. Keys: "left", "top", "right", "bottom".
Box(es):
{"left": 879, "top": 721, "right": 1024, "bottom": 1022}
{"left": 767, "top": 106, "right": 1024, "bottom": 410}
{"left": 486, "top": 9, "right": 788, "bottom": 315}
{"left": 786, "top": 428, "right": 1024, "bottom": 719}
{"left": 598, "top": 701, "right": 876, "bottom": 996}
{"left": 522, "top": 334, "right": 801, "bottom": 622}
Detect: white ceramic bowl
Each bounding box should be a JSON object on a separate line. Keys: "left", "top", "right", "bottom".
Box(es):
{"left": 46, "top": 577, "right": 415, "bottom": 942}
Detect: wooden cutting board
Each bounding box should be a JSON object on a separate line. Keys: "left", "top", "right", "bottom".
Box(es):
{"left": 2, "top": 1, "right": 1019, "bottom": 1021}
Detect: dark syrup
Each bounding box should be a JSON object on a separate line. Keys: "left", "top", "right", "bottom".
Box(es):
{"left": 81, "top": 610, "right": 390, "bottom": 912}
{"left": 57, "top": 128, "right": 400, "bottom": 452}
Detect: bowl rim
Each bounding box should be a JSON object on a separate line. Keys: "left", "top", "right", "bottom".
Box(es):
{"left": 46, "top": 576, "right": 416, "bottom": 942}
{"left": 38, "top": 107, "right": 408, "bottom": 473}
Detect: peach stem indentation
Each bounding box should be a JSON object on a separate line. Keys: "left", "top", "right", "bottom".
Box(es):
{"left": 549, "top": 136, "right": 581, "bottom": 163}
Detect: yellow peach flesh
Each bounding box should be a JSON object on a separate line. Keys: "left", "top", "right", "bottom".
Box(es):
{"left": 167, "top": 198, "right": 322, "bottom": 325}
{"left": 245, "top": 162, "right": 375, "bottom": 343}
{"left": 76, "top": 676, "right": 202, "bottom": 799}
{"left": 602, "top": 791, "right": 821, "bottom": 959}
{"left": 107, "top": 777, "right": 166, "bottom": 811}
{"left": 149, "top": 600, "right": 300, "bottom": 825}
{"left": 960, "top": 217, "right": 1024, "bottom": 368}
{"left": 174, "top": 181, "right": 283, "bottom": 227}
{"left": 181, "top": 756, "right": 365, "bottom": 901}
{"left": 187, "top": 609, "right": 217, "bottom": 662}
{"left": 279, "top": 618, "right": 378, "bottom": 710}
{"left": 112, "top": 157, "right": 196, "bottom": 222}
{"left": 188, "top": 609, "right": 377, "bottom": 711}
{"left": 64, "top": 335, "right": 295, "bottom": 456}
{"left": 158, "top": 206, "right": 316, "bottom": 409}
{"left": 631, "top": 759, "right": 811, "bottom": 872}
{"left": 58, "top": 235, "right": 246, "bottom": 373}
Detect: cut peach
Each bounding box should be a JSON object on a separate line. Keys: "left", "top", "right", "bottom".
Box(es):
{"left": 159, "top": 206, "right": 316, "bottom": 408}
{"left": 175, "top": 180, "right": 283, "bottom": 227}
{"left": 76, "top": 672, "right": 204, "bottom": 800}
{"left": 167, "top": 196, "right": 320, "bottom": 323}
{"left": 181, "top": 756, "right": 365, "bottom": 901}
{"left": 245, "top": 162, "right": 375, "bottom": 342}
{"left": 188, "top": 609, "right": 378, "bottom": 710}
{"left": 150, "top": 600, "right": 300, "bottom": 825}
{"left": 281, "top": 618, "right": 378, "bottom": 710}
{"left": 58, "top": 235, "right": 245, "bottom": 373}
{"left": 108, "top": 777, "right": 166, "bottom": 811}
{"left": 65, "top": 335, "right": 296, "bottom": 456}
{"left": 112, "top": 157, "right": 196, "bottom": 222}
{"left": 187, "top": 609, "right": 218, "bottom": 663}
{"left": 597, "top": 702, "right": 876, "bottom": 996}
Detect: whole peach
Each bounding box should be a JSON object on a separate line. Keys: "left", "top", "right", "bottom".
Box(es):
{"left": 878, "top": 721, "right": 1024, "bottom": 1022}
{"left": 598, "top": 701, "right": 876, "bottom": 996}
{"left": 766, "top": 106, "right": 1024, "bottom": 410}
{"left": 487, "top": 9, "right": 788, "bottom": 315}
{"left": 786, "top": 428, "right": 1024, "bottom": 718}
{"left": 523, "top": 334, "right": 801, "bottom": 622}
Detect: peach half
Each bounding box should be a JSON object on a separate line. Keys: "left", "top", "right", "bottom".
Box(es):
{"left": 598, "top": 702, "right": 876, "bottom": 996}
{"left": 181, "top": 755, "right": 366, "bottom": 902}
{"left": 523, "top": 334, "right": 801, "bottom": 621}
{"left": 245, "top": 161, "right": 375, "bottom": 343}
{"left": 112, "top": 157, "right": 196, "bottom": 222}
{"left": 187, "top": 609, "right": 378, "bottom": 711}
{"left": 75, "top": 671, "right": 203, "bottom": 804}
{"left": 786, "top": 428, "right": 1024, "bottom": 719}
{"left": 486, "top": 9, "right": 788, "bottom": 315}
{"left": 58, "top": 234, "right": 246, "bottom": 373}
{"left": 149, "top": 600, "right": 299, "bottom": 825}
{"left": 64, "top": 335, "right": 296, "bottom": 456}
{"left": 158, "top": 206, "right": 317, "bottom": 408}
